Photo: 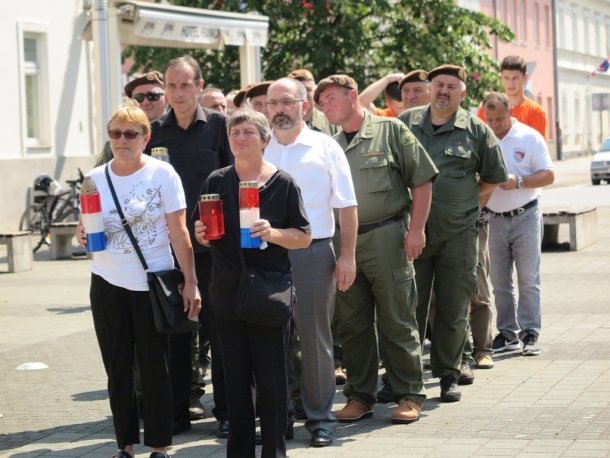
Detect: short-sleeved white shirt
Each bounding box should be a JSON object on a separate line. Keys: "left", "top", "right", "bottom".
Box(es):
{"left": 487, "top": 119, "right": 554, "bottom": 213}
{"left": 265, "top": 124, "right": 357, "bottom": 238}
{"left": 89, "top": 156, "right": 186, "bottom": 291}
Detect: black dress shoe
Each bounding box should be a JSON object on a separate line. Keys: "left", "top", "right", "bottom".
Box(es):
{"left": 439, "top": 376, "right": 461, "bottom": 402}
{"left": 172, "top": 420, "right": 191, "bottom": 436}
{"left": 150, "top": 452, "right": 171, "bottom": 458}
{"left": 310, "top": 428, "right": 333, "bottom": 447}
{"left": 216, "top": 420, "right": 230, "bottom": 439}
{"left": 112, "top": 451, "right": 132, "bottom": 458}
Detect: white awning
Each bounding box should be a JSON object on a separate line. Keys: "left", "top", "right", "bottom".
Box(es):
{"left": 82, "top": 0, "right": 269, "bottom": 49}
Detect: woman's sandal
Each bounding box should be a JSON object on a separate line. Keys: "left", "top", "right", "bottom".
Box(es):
{"left": 112, "top": 451, "right": 132, "bottom": 458}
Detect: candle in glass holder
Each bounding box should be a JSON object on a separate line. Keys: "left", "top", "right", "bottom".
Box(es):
{"left": 239, "top": 181, "right": 261, "bottom": 248}
{"left": 199, "top": 194, "right": 224, "bottom": 240}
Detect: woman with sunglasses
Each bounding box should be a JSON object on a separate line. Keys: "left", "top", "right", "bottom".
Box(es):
{"left": 77, "top": 104, "right": 201, "bottom": 458}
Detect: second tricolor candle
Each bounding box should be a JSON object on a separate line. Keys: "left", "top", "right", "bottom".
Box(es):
{"left": 239, "top": 181, "right": 261, "bottom": 249}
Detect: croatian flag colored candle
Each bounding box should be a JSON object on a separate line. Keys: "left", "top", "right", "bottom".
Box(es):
{"left": 80, "top": 177, "right": 106, "bottom": 252}
{"left": 239, "top": 181, "right": 261, "bottom": 249}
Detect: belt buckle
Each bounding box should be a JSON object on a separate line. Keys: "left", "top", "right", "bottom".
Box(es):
{"left": 517, "top": 207, "right": 525, "bottom": 215}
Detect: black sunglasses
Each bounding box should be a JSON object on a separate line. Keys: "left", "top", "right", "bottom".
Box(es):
{"left": 132, "top": 92, "right": 164, "bottom": 103}
{"left": 108, "top": 130, "right": 143, "bottom": 140}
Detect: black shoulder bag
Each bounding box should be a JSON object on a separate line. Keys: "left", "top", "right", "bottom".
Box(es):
{"left": 105, "top": 164, "right": 199, "bottom": 334}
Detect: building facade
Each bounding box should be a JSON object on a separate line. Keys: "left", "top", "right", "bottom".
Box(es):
{"left": 555, "top": 0, "right": 610, "bottom": 158}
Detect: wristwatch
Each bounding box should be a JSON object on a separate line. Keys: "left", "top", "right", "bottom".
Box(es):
{"left": 516, "top": 176, "right": 524, "bottom": 189}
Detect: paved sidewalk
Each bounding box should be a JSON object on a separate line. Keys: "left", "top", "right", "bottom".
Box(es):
{"left": 1, "top": 156, "right": 610, "bottom": 457}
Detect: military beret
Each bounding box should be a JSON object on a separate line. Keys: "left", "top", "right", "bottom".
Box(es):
{"left": 124, "top": 71, "right": 164, "bottom": 98}
{"left": 398, "top": 70, "right": 429, "bottom": 89}
{"left": 244, "top": 81, "right": 273, "bottom": 102}
{"left": 427, "top": 64, "right": 467, "bottom": 83}
{"left": 287, "top": 69, "right": 315, "bottom": 82}
{"left": 233, "top": 83, "right": 257, "bottom": 108}
{"left": 313, "top": 74, "right": 358, "bottom": 104}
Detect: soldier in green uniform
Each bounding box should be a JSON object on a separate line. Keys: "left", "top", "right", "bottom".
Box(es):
{"left": 399, "top": 65, "right": 508, "bottom": 402}
{"left": 314, "top": 75, "right": 438, "bottom": 425}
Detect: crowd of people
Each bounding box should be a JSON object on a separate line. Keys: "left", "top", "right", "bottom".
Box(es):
{"left": 80, "top": 54, "right": 555, "bottom": 458}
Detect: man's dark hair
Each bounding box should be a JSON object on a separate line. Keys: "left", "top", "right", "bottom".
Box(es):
{"left": 384, "top": 82, "right": 402, "bottom": 102}
{"left": 166, "top": 55, "right": 202, "bottom": 84}
{"left": 482, "top": 91, "right": 510, "bottom": 111}
{"left": 500, "top": 55, "right": 527, "bottom": 74}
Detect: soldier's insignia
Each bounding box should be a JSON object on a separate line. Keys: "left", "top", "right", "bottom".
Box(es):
{"left": 487, "top": 137, "right": 497, "bottom": 148}
{"left": 401, "top": 130, "right": 415, "bottom": 145}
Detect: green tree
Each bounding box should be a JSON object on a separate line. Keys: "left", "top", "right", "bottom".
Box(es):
{"left": 123, "top": 0, "right": 513, "bottom": 107}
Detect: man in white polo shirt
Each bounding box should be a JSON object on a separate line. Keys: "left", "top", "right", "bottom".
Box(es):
{"left": 264, "top": 78, "right": 358, "bottom": 447}
{"left": 482, "top": 92, "right": 554, "bottom": 357}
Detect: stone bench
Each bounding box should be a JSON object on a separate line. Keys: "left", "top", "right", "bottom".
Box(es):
{"left": 0, "top": 231, "right": 33, "bottom": 272}
{"left": 49, "top": 222, "right": 78, "bottom": 260}
{"left": 542, "top": 207, "right": 598, "bottom": 251}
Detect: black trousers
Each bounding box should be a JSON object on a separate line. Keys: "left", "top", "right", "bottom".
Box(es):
{"left": 217, "top": 317, "right": 290, "bottom": 458}
{"left": 170, "top": 251, "right": 228, "bottom": 426}
{"left": 90, "top": 274, "right": 172, "bottom": 449}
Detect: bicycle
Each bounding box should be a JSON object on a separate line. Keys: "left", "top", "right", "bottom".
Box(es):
{"left": 19, "top": 169, "right": 85, "bottom": 252}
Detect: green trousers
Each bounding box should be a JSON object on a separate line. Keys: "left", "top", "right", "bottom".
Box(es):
{"left": 414, "top": 226, "right": 478, "bottom": 380}
{"left": 335, "top": 219, "right": 425, "bottom": 408}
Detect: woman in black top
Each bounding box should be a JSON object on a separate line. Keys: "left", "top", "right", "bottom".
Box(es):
{"left": 194, "top": 108, "right": 311, "bottom": 457}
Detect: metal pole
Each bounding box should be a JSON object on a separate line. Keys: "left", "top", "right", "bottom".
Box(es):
{"left": 92, "top": 0, "right": 112, "bottom": 129}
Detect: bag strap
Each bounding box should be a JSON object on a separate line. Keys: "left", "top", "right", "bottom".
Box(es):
{"left": 104, "top": 164, "right": 150, "bottom": 272}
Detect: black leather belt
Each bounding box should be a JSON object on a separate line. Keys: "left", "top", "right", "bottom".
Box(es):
{"left": 311, "top": 237, "right": 331, "bottom": 244}
{"left": 488, "top": 199, "right": 538, "bottom": 218}
{"left": 358, "top": 213, "right": 403, "bottom": 235}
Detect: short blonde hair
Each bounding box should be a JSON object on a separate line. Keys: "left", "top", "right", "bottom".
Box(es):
{"left": 107, "top": 105, "right": 151, "bottom": 135}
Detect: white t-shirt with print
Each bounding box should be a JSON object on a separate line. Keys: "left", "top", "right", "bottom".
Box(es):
{"left": 487, "top": 119, "right": 554, "bottom": 213}
{"left": 88, "top": 156, "right": 186, "bottom": 291}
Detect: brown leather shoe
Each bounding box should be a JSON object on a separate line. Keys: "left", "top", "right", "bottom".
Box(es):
{"left": 391, "top": 400, "right": 421, "bottom": 424}
{"left": 475, "top": 354, "right": 494, "bottom": 369}
{"left": 334, "top": 400, "right": 373, "bottom": 423}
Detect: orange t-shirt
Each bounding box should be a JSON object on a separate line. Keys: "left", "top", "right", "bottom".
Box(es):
{"left": 374, "top": 107, "right": 397, "bottom": 117}
{"left": 478, "top": 97, "right": 548, "bottom": 139}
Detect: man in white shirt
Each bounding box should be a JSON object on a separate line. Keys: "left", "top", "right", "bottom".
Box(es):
{"left": 482, "top": 92, "right": 554, "bottom": 357}
{"left": 264, "top": 78, "right": 358, "bottom": 447}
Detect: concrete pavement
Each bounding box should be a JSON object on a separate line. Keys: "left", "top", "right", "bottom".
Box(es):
{"left": 1, "top": 155, "right": 610, "bottom": 457}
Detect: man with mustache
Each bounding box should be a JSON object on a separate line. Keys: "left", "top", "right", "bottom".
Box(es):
{"left": 264, "top": 78, "right": 358, "bottom": 447}
{"left": 399, "top": 65, "right": 507, "bottom": 402}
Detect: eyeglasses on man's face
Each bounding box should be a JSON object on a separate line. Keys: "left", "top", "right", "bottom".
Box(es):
{"left": 108, "top": 130, "right": 143, "bottom": 140}
{"left": 132, "top": 92, "right": 164, "bottom": 103}
{"left": 266, "top": 98, "right": 303, "bottom": 108}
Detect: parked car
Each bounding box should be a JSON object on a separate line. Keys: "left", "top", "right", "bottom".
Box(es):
{"left": 590, "top": 137, "right": 610, "bottom": 185}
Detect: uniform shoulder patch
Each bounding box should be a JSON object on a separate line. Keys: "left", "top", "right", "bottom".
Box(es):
{"left": 401, "top": 129, "right": 415, "bottom": 146}
{"left": 487, "top": 136, "right": 497, "bottom": 148}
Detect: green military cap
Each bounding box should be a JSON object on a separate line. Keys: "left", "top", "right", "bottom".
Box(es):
{"left": 398, "top": 70, "right": 429, "bottom": 90}
{"left": 427, "top": 64, "right": 467, "bottom": 83}
{"left": 313, "top": 74, "right": 358, "bottom": 104}
{"left": 124, "top": 71, "right": 164, "bottom": 98}
{"left": 287, "top": 69, "right": 315, "bottom": 82}
{"left": 244, "top": 81, "right": 274, "bottom": 101}
{"left": 233, "top": 83, "right": 257, "bottom": 108}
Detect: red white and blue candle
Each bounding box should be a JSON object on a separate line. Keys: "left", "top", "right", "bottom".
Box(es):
{"left": 239, "top": 181, "right": 261, "bottom": 249}
{"left": 80, "top": 177, "right": 106, "bottom": 252}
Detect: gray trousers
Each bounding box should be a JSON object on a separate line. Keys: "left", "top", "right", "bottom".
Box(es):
{"left": 289, "top": 238, "right": 338, "bottom": 433}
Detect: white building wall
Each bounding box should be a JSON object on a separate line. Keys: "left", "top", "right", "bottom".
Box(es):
{"left": 1, "top": 0, "right": 96, "bottom": 230}
{"left": 557, "top": 0, "right": 610, "bottom": 158}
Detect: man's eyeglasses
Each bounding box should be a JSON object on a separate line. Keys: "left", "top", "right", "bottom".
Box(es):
{"left": 132, "top": 92, "right": 164, "bottom": 103}
{"left": 108, "top": 130, "right": 143, "bottom": 140}
{"left": 266, "top": 98, "right": 303, "bottom": 108}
